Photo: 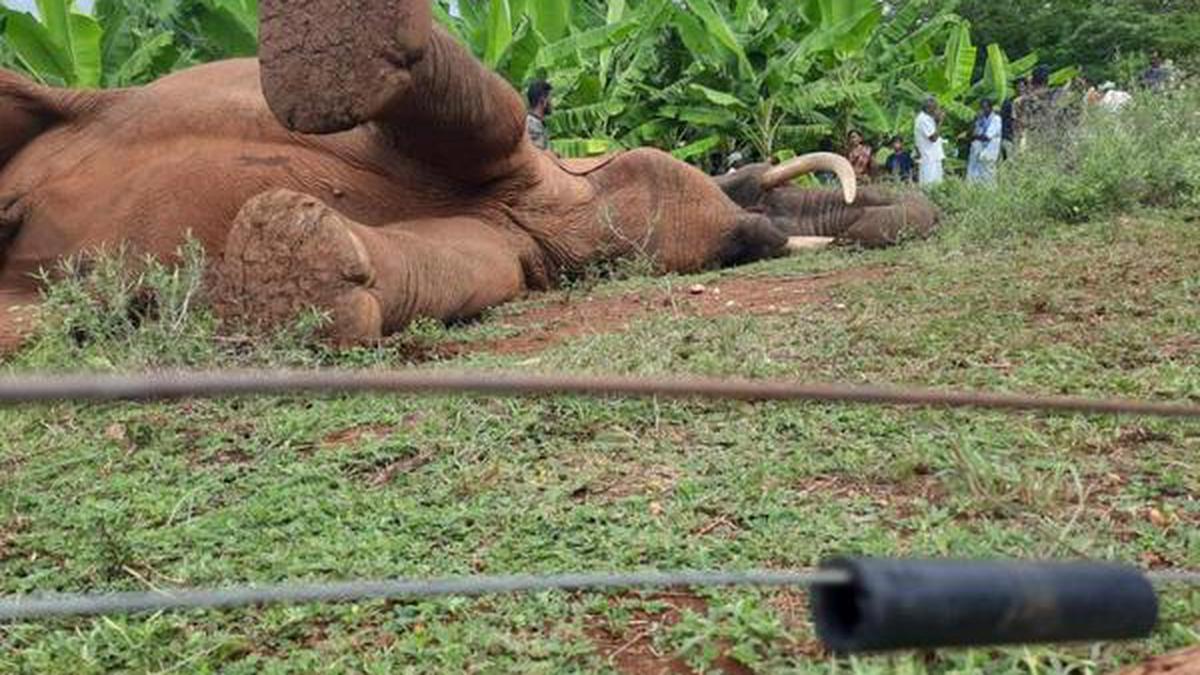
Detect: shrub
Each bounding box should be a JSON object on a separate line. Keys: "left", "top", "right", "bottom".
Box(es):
{"left": 931, "top": 85, "right": 1200, "bottom": 244}
{"left": 13, "top": 239, "right": 220, "bottom": 370}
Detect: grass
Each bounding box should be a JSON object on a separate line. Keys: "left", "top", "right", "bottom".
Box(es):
{"left": 1, "top": 96, "right": 1199, "bottom": 672}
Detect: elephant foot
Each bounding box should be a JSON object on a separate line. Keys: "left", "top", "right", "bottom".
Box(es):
{"left": 259, "top": 0, "right": 429, "bottom": 133}
{"left": 211, "top": 190, "right": 383, "bottom": 344}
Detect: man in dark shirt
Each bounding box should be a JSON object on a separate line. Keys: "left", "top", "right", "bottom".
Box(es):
{"left": 1141, "top": 53, "right": 1172, "bottom": 92}
{"left": 1000, "top": 86, "right": 1017, "bottom": 159}
{"left": 525, "top": 79, "right": 553, "bottom": 150}
{"left": 884, "top": 136, "right": 916, "bottom": 182}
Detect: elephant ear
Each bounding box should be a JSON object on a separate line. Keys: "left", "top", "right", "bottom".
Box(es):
{"left": 0, "top": 68, "right": 64, "bottom": 168}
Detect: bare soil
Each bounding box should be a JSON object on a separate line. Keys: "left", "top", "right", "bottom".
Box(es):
{"left": 584, "top": 592, "right": 753, "bottom": 675}
{"left": 1114, "top": 646, "right": 1200, "bottom": 674}
{"left": 457, "top": 266, "right": 892, "bottom": 357}
{"left": 0, "top": 290, "right": 38, "bottom": 354}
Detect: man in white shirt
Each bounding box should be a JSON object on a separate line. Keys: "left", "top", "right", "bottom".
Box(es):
{"left": 914, "top": 97, "right": 944, "bottom": 186}
{"left": 1099, "top": 82, "right": 1133, "bottom": 112}
{"left": 967, "top": 98, "right": 1003, "bottom": 184}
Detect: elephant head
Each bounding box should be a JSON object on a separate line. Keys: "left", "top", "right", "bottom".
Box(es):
{"left": 541, "top": 150, "right": 863, "bottom": 272}
{"left": 715, "top": 159, "right": 940, "bottom": 247}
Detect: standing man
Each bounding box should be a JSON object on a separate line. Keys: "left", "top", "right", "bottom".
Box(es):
{"left": 967, "top": 98, "right": 1003, "bottom": 184}
{"left": 525, "top": 79, "right": 553, "bottom": 151}
{"left": 884, "top": 136, "right": 916, "bottom": 182}
{"left": 1141, "top": 53, "right": 1172, "bottom": 92}
{"left": 914, "top": 97, "right": 945, "bottom": 187}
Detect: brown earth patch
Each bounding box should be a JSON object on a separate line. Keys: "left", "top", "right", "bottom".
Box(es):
{"left": 321, "top": 423, "right": 399, "bottom": 449}
{"left": 569, "top": 462, "right": 681, "bottom": 504}
{"left": 0, "top": 290, "right": 39, "bottom": 357}
{"left": 585, "top": 592, "right": 752, "bottom": 675}
{"left": 0, "top": 516, "right": 30, "bottom": 562}
{"left": 793, "top": 472, "right": 946, "bottom": 521}
{"left": 1159, "top": 335, "right": 1198, "bottom": 361}
{"left": 363, "top": 450, "right": 436, "bottom": 487}
{"left": 765, "top": 589, "right": 826, "bottom": 660}
{"left": 1112, "top": 645, "right": 1200, "bottom": 675}
{"left": 456, "top": 267, "right": 891, "bottom": 358}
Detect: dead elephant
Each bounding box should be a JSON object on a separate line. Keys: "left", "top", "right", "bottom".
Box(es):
{"left": 0, "top": 0, "right": 928, "bottom": 349}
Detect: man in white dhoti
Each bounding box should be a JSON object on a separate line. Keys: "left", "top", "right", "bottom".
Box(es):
{"left": 967, "top": 98, "right": 1003, "bottom": 184}
{"left": 915, "top": 97, "right": 945, "bottom": 187}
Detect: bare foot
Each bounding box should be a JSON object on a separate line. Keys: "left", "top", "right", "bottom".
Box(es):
{"left": 211, "top": 189, "right": 383, "bottom": 344}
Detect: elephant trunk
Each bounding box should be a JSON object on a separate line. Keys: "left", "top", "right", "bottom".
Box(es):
{"left": 765, "top": 189, "right": 860, "bottom": 238}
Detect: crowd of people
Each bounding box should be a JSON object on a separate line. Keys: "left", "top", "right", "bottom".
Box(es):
{"left": 835, "top": 58, "right": 1180, "bottom": 189}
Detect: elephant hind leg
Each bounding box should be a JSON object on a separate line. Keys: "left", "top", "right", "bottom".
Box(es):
{"left": 210, "top": 190, "right": 384, "bottom": 344}
{"left": 211, "top": 190, "right": 532, "bottom": 344}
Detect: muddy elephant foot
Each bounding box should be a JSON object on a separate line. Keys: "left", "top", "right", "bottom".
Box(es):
{"left": 259, "top": 0, "right": 430, "bottom": 133}
{"left": 210, "top": 190, "right": 383, "bottom": 344}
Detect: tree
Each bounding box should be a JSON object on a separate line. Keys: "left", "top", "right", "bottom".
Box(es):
{"left": 958, "top": 0, "right": 1200, "bottom": 82}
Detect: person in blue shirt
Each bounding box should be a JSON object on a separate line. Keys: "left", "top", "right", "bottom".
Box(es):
{"left": 884, "top": 136, "right": 916, "bottom": 182}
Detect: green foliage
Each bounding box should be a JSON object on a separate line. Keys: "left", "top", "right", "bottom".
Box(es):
{"left": 0, "top": 0, "right": 257, "bottom": 87}
{"left": 435, "top": 0, "right": 1042, "bottom": 162}
{"left": 932, "top": 86, "right": 1200, "bottom": 244}
{"left": 959, "top": 0, "right": 1200, "bottom": 83}
{"left": 0, "top": 0, "right": 102, "bottom": 86}
{"left": 0, "top": 0, "right": 1045, "bottom": 162}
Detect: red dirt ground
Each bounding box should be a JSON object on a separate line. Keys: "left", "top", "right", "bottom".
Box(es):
{"left": 451, "top": 266, "right": 891, "bottom": 358}
{"left": 584, "top": 592, "right": 753, "bottom": 675}
{"left": 0, "top": 290, "right": 38, "bottom": 354}
{"left": 1115, "top": 646, "right": 1200, "bottom": 674}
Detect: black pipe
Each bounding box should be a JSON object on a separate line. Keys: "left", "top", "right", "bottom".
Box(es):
{"left": 812, "top": 557, "right": 1158, "bottom": 653}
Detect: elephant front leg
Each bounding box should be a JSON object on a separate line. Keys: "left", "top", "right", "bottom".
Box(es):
{"left": 260, "top": 0, "right": 528, "bottom": 184}
{"left": 258, "top": 0, "right": 431, "bottom": 134}
{"left": 210, "top": 190, "right": 528, "bottom": 343}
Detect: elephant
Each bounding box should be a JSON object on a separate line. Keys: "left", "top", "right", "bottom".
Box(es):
{"left": 0, "top": 0, "right": 914, "bottom": 350}
{"left": 716, "top": 163, "right": 941, "bottom": 247}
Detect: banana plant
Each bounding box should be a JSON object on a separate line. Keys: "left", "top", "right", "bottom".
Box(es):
{"left": 2, "top": 0, "right": 260, "bottom": 87}
{"left": 435, "top": 0, "right": 664, "bottom": 157}
{"left": 1, "top": 0, "right": 103, "bottom": 87}
{"left": 180, "top": 0, "right": 258, "bottom": 59}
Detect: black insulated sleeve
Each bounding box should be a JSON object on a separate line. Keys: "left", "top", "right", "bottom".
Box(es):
{"left": 812, "top": 557, "right": 1158, "bottom": 653}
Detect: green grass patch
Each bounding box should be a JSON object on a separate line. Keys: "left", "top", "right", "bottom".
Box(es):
{"left": 2, "top": 95, "right": 1199, "bottom": 672}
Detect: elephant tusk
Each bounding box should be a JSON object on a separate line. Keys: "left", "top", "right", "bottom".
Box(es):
{"left": 760, "top": 152, "right": 857, "bottom": 204}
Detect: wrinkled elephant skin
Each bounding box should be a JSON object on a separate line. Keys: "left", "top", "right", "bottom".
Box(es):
{"left": 0, "top": 0, "right": 878, "bottom": 348}
{"left": 716, "top": 163, "right": 941, "bottom": 248}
